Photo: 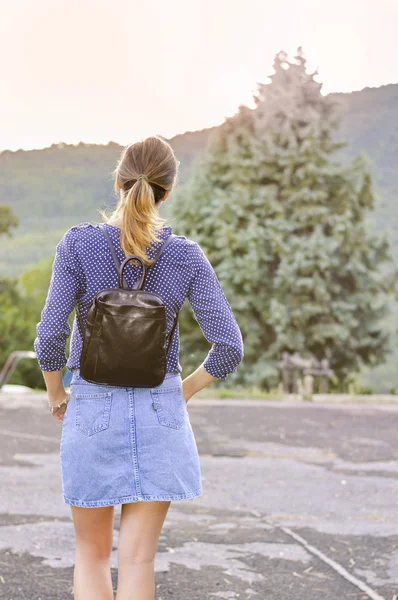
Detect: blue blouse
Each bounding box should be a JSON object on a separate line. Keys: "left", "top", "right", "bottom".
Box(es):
{"left": 33, "top": 221, "right": 244, "bottom": 380}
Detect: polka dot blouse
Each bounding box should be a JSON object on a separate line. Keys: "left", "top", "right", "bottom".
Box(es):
{"left": 33, "top": 221, "right": 244, "bottom": 380}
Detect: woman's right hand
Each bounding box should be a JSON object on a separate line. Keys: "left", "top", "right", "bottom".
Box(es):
{"left": 183, "top": 364, "right": 218, "bottom": 403}
{"left": 182, "top": 382, "right": 192, "bottom": 404}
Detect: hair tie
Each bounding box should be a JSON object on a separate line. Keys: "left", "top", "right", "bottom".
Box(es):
{"left": 137, "top": 174, "right": 149, "bottom": 182}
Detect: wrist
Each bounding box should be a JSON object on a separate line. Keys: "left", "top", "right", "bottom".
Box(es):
{"left": 182, "top": 380, "right": 195, "bottom": 401}
{"left": 48, "top": 389, "right": 68, "bottom": 406}
{"left": 48, "top": 392, "right": 70, "bottom": 415}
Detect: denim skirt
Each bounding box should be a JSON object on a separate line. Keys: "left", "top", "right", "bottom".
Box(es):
{"left": 60, "top": 369, "right": 203, "bottom": 507}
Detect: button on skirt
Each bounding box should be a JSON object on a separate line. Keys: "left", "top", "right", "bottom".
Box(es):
{"left": 60, "top": 370, "right": 203, "bottom": 507}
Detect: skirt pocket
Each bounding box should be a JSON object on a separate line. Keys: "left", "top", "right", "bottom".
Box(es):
{"left": 75, "top": 391, "right": 113, "bottom": 437}
{"left": 150, "top": 386, "right": 186, "bottom": 430}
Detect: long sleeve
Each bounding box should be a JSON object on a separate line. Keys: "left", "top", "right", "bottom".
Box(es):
{"left": 186, "top": 241, "right": 244, "bottom": 380}
{"left": 33, "top": 227, "right": 84, "bottom": 371}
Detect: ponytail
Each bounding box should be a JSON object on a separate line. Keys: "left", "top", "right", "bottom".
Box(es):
{"left": 120, "top": 177, "right": 167, "bottom": 266}
{"left": 99, "top": 136, "right": 179, "bottom": 266}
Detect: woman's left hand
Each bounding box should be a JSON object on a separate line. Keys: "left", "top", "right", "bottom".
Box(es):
{"left": 48, "top": 391, "right": 70, "bottom": 423}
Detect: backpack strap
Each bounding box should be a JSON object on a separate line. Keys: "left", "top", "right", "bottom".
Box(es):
{"left": 151, "top": 233, "right": 177, "bottom": 263}
{"left": 141, "top": 233, "right": 177, "bottom": 289}
{"left": 99, "top": 224, "right": 177, "bottom": 289}
{"left": 99, "top": 224, "right": 128, "bottom": 288}
{"left": 75, "top": 302, "right": 85, "bottom": 338}
{"left": 146, "top": 233, "right": 179, "bottom": 356}
{"left": 165, "top": 310, "right": 179, "bottom": 356}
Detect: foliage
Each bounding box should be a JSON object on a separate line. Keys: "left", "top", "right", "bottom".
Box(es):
{"left": 0, "top": 207, "right": 61, "bottom": 386}
{"left": 0, "top": 205, "right": 19, "bottom": 236}
{"left": 172, "top": 48, "right": 397, "bottom": 390}
{"left": 0, "top": 274, "right": 40, "bottom": 387}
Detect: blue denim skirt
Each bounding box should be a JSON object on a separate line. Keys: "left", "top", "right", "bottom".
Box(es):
{"left": 60, "top": 369, "right": 203, "bottom": 507}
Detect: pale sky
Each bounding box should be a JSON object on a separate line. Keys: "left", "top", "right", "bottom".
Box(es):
{"left": 1, "top": 0, "right": 397, "bottom": 152}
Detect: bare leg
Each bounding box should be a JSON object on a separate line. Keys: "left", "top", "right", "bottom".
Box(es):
{"left": 116, "top": 500, "right": 171, "bottom": 600}
{"left": 70, "top": 505, "right": 115, "bottom": 600}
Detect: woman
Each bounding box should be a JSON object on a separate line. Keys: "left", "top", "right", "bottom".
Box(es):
{"left": 33, "top": 135, "right": 244, "bottom": 600}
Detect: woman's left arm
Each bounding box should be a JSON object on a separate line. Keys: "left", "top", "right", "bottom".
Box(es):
{"left": 42, "top": 370, "right": 70, "bottom": 422}
{"left": 33, "top": 227, "right": 84, "bottom": 421}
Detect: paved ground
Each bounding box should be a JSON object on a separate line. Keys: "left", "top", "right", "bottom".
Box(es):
{"left": 0, "top": 393, "right": 397, "bottom": 599}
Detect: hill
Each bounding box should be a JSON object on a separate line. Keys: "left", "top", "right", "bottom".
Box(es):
{"left": 1, "top": 83, "right": 397, "bottom": 276}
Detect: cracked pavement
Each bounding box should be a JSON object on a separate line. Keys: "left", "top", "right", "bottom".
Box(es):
{"left": 0, "top": 393, "right": 397, "bottom": 599}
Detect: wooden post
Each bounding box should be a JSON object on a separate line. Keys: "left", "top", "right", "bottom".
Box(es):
{"left": 320, "top": 359, "right": 330, "bottom": 393}
{"left": 279, "top": 353, "right": 333, "bottom": 396}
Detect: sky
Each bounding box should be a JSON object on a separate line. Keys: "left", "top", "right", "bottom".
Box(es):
{"left": 1, "top": 0, "right": 397, "bottom": 152}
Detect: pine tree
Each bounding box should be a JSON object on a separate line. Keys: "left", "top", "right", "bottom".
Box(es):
{"left": 172, "top": 48, "right": 397, "bottom": 389}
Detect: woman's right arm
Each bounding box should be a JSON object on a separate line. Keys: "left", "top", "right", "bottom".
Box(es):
{"left": 182, "top": 241, "right": 244, "bottom": 400}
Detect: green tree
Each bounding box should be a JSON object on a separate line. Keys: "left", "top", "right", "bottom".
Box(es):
{"left": 0, "top": 255, "right": 59, "bottom": 388}
{"left": 0, "top": 206, "right": 55, "bottom": 388}
{"left": 172, "top": 48, "right": 397, "bottom": 389}
{"left": 0, "top": 205, "right": 19, "bottom": 236}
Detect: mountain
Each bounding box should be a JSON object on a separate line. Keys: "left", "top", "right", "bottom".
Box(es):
{"left": 331, "top": 83, "right": 398, "bottom": 254}
{"left": 1, "top": 83, "right": 397, "bottom": 276}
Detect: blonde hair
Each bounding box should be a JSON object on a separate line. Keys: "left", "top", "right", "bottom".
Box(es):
{"left": 99, "top": 135, "right": 179, "bottom": 266}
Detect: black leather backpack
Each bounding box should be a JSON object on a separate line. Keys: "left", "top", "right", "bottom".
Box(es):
{"left": 74, "top": 224, "right": 179, "bottom": 388}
